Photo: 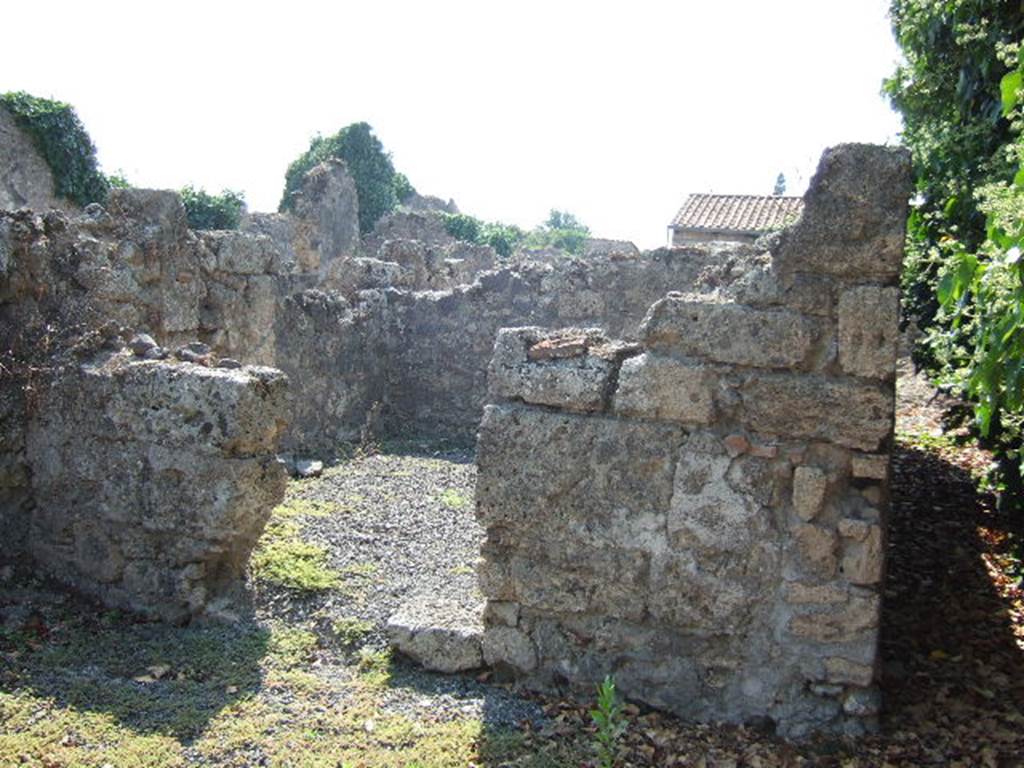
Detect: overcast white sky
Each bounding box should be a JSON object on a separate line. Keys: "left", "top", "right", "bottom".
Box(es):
{"left": 1, "top": 0, "right": 902, "bottom": 249}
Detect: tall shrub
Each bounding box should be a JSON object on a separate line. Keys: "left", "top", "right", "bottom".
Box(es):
{"left": 886, "top": 1, "right": 1024, "bottom": 499}
{"left": 280, "top": 122, "right": 413, "bottom": 234}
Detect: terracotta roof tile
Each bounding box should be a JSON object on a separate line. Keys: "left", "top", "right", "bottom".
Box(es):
{"left": 670, "top": 193, "right": 804, "bottom": 234}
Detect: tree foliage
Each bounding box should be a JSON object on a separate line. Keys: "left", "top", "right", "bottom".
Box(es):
{"left": 180, "top": 185, "right": 246, "bottom": 230}
{"left": 527, "top": 209, "right": 591, "bottom": 254}
{"left": 0, "top": 91, "right": 110, "bottom": 207}
{"left": 280, "top": 122, "right": 413, "bottom": 234}
{"left": 441, "top": 208, "right": 591, "bottom": 257}
{"left": 441, "top": 213, "right": 524, "bottom": 258}
{"left": 886, "top": 1, "right": 1024, "bottom": 498}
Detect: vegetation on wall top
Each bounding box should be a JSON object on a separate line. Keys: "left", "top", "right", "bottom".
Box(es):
{"left": 280, "top": 122, "right": 414, "bottom": 234}
{"left": 442, "top": 209, "right": 591, "bottom": 258}
{"left": 180, "top": 185, "right": 246, "bottom": 230}
{"left": 0, "top": 91, "right": 111, "bottom": 207}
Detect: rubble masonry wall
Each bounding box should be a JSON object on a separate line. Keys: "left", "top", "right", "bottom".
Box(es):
{"left": 474, "top": 144, "right": 911, "bottom": 738}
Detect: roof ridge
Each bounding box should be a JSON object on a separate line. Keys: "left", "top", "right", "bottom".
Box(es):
{"left": 670, "top": 192, "right": 805, "bottom": 232}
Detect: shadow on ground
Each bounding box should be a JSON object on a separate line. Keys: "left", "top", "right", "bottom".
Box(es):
{"left": 0, "top": 586, "right": 271, "bottom": 743}
{"left": 877, "top": 442, "right": 1024, "bottom": 762}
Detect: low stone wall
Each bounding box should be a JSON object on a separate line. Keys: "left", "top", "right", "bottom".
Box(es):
{"left": 474, "top": 144, "right": 911, "bottom": 737}
{"left": 25, "top": 351, "right": 288, "bottom": 621}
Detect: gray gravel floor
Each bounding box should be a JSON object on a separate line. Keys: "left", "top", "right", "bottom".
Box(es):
{"left": 252, "top": 446, "right": 545, "bottom": 728}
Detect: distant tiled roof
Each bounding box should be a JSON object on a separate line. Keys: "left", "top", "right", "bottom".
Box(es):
{"left": 670, "top": 194, "right": 804, "bottom": 234}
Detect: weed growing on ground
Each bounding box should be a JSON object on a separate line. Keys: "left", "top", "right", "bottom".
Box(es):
{"left": 355, "top": 647, "right": 392, "bottom": 687}
{"left": 331, "top": 617, "right": 373, "bottom": 646}
{"left": 439, "top": 488, "right": 469, "bottom": 510}
{"left": 591, "top": 675, "right": 626, "bottom": 768}
{"left": 250, "top": 519, "right": 342, "bottom": 592}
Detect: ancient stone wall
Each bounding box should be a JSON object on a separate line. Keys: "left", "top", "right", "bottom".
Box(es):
{"left": 26, "top": 351, "right": 288, "bottom": 621}
{"left": 0, "top": 105, "right": 65, "bottom": 213}
{"left": 381, "top": 246, "right": 753, "bottom": 440}
{"left": 474, "top": 144, "right": 911, "bottom": 738}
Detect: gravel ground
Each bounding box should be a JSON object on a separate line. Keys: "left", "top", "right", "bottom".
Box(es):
{"left": 252, "top": 445, "right": 546, "bottom": 728}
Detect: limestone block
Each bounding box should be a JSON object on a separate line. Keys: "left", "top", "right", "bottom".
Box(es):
{"left": 505, "top": 544, "right": 649, "bottom": 621}
{"left": 205, "top": 230, "right": 275, "bottom": 275}
{"left": 648, "top": 548, "right": 777, "bottom": 633}
{"left": 794, "top": 523, "right": 839, "bottom": 578}
{"left": 289, "top": 159, "right": 360, "bottom": 267}
{"left": 789, "top": 591, "right": 880, "bottom": 643}
{"left": 482, "top": 626, "right": 537, "bottom": 672}
{"left": 487, "top": 327, "right": 633, "bottom": 413}
{"left": 386, "top": 595, "right": 484, "bottom": 673}
{"left": 81, "top": 356, "right": 289, "bottom": 456}
{"left": 776, "top": 144, "right": 912, "bottom": 279}
{"left": 613, "top": 352, "right": 715, "bottom": 424}
{"left": 739, "top": 373, "right": 893, "bottom": 451}
{"left": 484, "top": 601, "right": 519, "bottom": 627}
{"left": 641, "top": 295, "right": 822, "bottom": 369}
{"left": 839, "top": 286, "right": 899, "bottom": 379}
{"left": 825, "top": 657, "right": 876, "bottom": 686}
{"left": 851, "top": 454, "right": 889, "bottom": 480}
{"left": 785, "top": 582, "right": 849, "bottom": 605}
{"left": 793, "top": 466, "right": 828, "bottom": 521}
{"left": 476, "top": 405, "right": 681, "bottom": 529}
{"left": 840, "top": 523, "right": 884, "bottom": 585}
{"left": 668, "top": 444, "right": 777, "bottom": 556}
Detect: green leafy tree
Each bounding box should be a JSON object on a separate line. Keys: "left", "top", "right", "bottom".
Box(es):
{"left": 441, "top": 213, "right": 524, "bottom": 258}
{"left": 0, "top": 91, "right": 110, "bottom": 206}
{"left": 886, "top": 1, "right": 1024, "bottom": 500}
{"left": 180, "top": 185, "right": 246, "bottom": 230}
{"left": 280, "top": 122, "right": 410, "bottom": 234}
{"left": 884, "top": 1, "right": 1024, "bottom": 333}
{"left": 545, "top": 209, "right": 587, "bottom": 232}
{"left": 392, "top": 171, "right": 416, "bottom": 203}
{"left": 527, "top": 209, "right": 591, "bottom": 254}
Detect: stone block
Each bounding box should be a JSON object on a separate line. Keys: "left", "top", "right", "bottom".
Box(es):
{"left": 386, "top": 595, "right": 484, "bottom": 673}
{"left": 776, "top": 144, "right": 912, "bottom": 279}
{"left": 641, "top": 295, "right": 822, "bottom": 369}
{"left": 839, "top": 286, "right": 899, "bottom": 379}
{"left": 825, "top": 657, "right": 876, "bottom": 686}
{"left": 482, "top": 626, "right": 537, "bottom": 672}
{"left": 668, "top": 444, "right": 778, "bottom": 557}
{"left": 487, "top": 327, "right": 634, "bottom": 413}
{"left": 840, "top": 523, "right": 884, "bottom": 585}
{"left": 476, "top": 405, "right": 682, "bottom": 529}
{"left": 851, "top": 454, "right": 889, "bottom": 480}
{"left": 739, "top": 373, "right": 893, "bottom": 451}
{"left": 794, "top": 523, "right": 838, "bottom": 579}
{"left": 793, "top": 466, "right": 828, "bottom": 521}
{"left": 785, "top": 582, "right": 849, "bottom": 605}
{"left": 613, "top": 352, "right": 715, "bottom": 424}
{"left": 484, "top": 601, "right": 520, "bottom": 627}
{"left": 789, "top": 591, "right": 880, "bottom": 643}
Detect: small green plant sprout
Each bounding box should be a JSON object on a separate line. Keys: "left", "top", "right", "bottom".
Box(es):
{"left": 438, "top": 488, "right": 469, "bottom": 510}
{"left": 590, "top": 674, "right": 627, "bottom": 768}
